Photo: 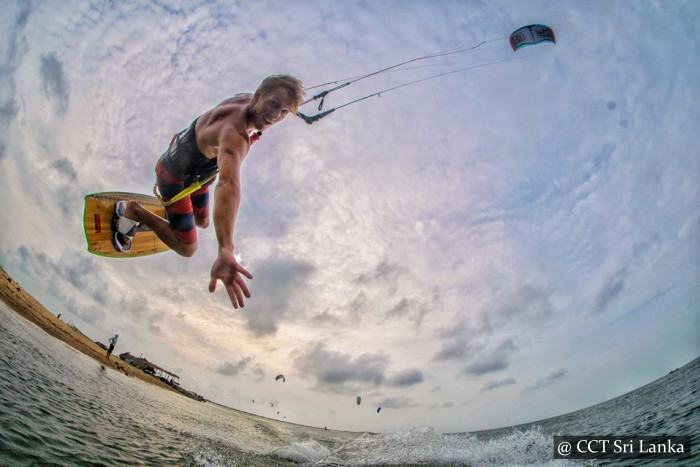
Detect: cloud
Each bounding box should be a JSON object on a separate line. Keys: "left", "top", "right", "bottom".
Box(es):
{"left": 50, "top": 158, "right": 78, "bottom": 181}
{"left": 384, "top": 297, "right": 428, "bottom": 328}
{"left": 242, "top": 253, "right": 314, "bottom": 336}
{"left": 433, "top": 331, "right": 517, "bottom": 377}
{"left": 294, "top": 342, "right": 389, "bottom": 391}
{"left": 525, "top": 368, "right": 567, "bottom": 392}
{"left": 39, "top": 53, "right": 70, "bottom": 114}
{"left": 594, "top": 268, "right": 627, "bottom": 312}
{"left": 377, "top": 396, "right": 420, "bottom": 409}
{"left": 463, "top": 338, "right": 517, "bottom": 376}
{"left": 433, "top": 339, "right": 468, "bottom": 361}
{"left": 0, "top": 2, "right": 32, "bottom": 125}
{"left": 353, "top": 259, "right": 406, "bottom": 285}
{"left": 216, "top": 356, "right": 253, "bottom": 377}
{"left": 0, "top": 100, "right": 17, "bottom": 122}
{"left": 486, "top": 282, "right": 554, "bottom": 331}
{"left": 11, "top": 245, "right": 148, "bottom": 325}
{"left": 465, "top": 354, "right": 509, "bottom": 376}
{"left": 481, "top": 377, "right": 516, "bottom": 392}
{"left": 388, "top": 368, "right": 424, "bottom": 387}
{"left": 251, "top": 365, "right": 266, "bottom": 382}
{"left": 428, "top": 401, "right": 455, "bottom": 410}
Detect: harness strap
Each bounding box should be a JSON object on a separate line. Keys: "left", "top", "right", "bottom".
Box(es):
{"left": 154, "top": 129, "right": 261, "bottom": 206}
{"left": 154, "top": 172, "right": 219, "bottom": 207}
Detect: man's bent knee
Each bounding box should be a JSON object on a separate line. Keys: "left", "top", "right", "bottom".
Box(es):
{"left": 174, "top": 241, "right": 198, "bottom": 258}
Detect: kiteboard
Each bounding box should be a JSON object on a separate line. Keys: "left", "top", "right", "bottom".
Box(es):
{"left": 83, "top": 192, "right": 169, "bottom": 258}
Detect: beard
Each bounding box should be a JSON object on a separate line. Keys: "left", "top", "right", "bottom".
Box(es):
{"left": 248, "top": 109, "right": 269, "bottom": 131}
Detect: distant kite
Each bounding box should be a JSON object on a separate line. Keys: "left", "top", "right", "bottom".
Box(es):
{"left": 356, "top": 396, "right": 362, "bottom": 406}
{"left": 510, "top": 24, "right": 556, "bottom": 52}
{"left": 275, "top": 374, "right": 286, "bottom": 383}
{"left": 377, "top": 407, "right": 382, "bottom": 413}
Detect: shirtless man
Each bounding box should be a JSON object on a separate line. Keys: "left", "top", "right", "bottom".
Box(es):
{"left": 113, "top": 75, "right": 304, "bottom": 309}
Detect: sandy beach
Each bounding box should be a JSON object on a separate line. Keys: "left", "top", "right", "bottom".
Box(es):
{"left": 0, "top": 265, "right": 178, "bottom": 394}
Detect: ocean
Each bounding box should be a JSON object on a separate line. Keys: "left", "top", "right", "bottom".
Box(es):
{"left": 0, "top": 301, "right": 697, "bottom": 466}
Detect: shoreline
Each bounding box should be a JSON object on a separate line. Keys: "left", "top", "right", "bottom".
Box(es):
{"left": 1, "top": 264, "right": 369, "bottom": 434}
{"left": 0, "top": 265, "right": 179, "bottom": 394}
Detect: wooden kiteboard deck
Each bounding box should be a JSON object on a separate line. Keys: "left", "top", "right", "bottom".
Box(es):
{"left": 83, "top": 192, "right": 170, "bottom": 258}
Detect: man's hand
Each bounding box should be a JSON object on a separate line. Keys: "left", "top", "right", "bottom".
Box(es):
{"left": 209, "top": 248, "right": 253, "bottom": 309}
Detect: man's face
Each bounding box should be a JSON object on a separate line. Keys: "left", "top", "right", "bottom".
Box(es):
{"left": 250, "top": 87, "right": 294, "bottom": 131}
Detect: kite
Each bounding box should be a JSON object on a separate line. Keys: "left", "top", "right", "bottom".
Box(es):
{"left": 509, "top": 24, "right": 556, "bottom": 52}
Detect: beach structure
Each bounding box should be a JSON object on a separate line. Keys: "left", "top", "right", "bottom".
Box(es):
{"left": 118, "top": 352, "right": 180, "bottom": 385}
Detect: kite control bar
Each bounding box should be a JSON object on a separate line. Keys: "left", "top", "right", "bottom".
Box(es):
{"left": 296, "top": 109, "right": 336, "bottom": 125}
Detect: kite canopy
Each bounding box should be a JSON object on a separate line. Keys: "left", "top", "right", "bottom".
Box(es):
{"left": 510, "top": 24, "right": 556, "bottom": 51}
{"left": 275, "top": 374, "right": 285, "bottom": 383}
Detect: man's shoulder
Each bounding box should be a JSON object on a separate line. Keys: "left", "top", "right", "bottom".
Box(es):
{"left": 216, "top": 94, "right": 253, "bottom": 107}
{"left": 208, "top": 99, "right": 249, "bottom": 124}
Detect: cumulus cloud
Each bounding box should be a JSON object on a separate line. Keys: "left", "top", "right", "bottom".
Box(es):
{"left": 525, "top": 368, "right": 567, "bottom": 392}
{"left": 384, "top": 297, "right": 428, "bottom": 328}
{"left": 481, "top": 377, "right": 516, "bottom": 392}
{"left": 49, "top": 158, "right": 78, "bottom": 181}
{"left": 216, "top": 356, "right": 253, "bottom": 377}
{"left": 377, "top": 396, "right": 420, "bottom": 409}
{"left": 0, "top": 2, "right": 32, "bottom": 125}
{"left": 433, "top": 332, "right": 517, "bottom": 377}
{"left": 294, "top": 342, "right": 389, "bottom": 391}
{"left": 463, "top": 338, "right": 517, "bottom": 376}
{"left": 433, "top": 339, "right": 468, "bottom": 361}
{"left": 39, "top": 53, "right": 70, "bottom": 114}
{"left": 388, "top": 368, "right": 424, "bottom": 387}
{"left": 594, "top": 269, "right": 627, "bottom": 312}
{"left": 242, "top": 253, "right": 314, "bottom": 336}
{"left": 353, "top": 259, "right": 406, "bottom": 285}
{"left": 485, "top": 282, "right": 554, "bottom": 331}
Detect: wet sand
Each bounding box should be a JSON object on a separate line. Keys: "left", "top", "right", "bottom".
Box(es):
{"left": 0, "top": 265, "right": 178, "bottom": 394}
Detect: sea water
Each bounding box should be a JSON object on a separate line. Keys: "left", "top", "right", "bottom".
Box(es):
{"left": 0, "top": 301, "right": 697, "bottom": 466}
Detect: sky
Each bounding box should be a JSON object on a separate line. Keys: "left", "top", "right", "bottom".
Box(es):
{"left": 0, "top": 0, "right": 698, "bottom": 433}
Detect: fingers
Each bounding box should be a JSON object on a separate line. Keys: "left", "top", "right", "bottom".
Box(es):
{"left": 226, "top": 285, "right": 240, "bottom": 309}
{"left": 210, "top": 260, "right": 252, "bottom": 308}
{"left": 225, "top": 282, "right": 247, "bottom": 309}
{"left": 233, "top": 282, "right": 245, "bottom": 308}
{"left": 238, "top": 264, "right": 254, "bottom": 280}
{"left": 236, "top": 275, "right": 252, "bottom": 298}
{"left": 215, "top": 276, "right": 250, "bottom": 309}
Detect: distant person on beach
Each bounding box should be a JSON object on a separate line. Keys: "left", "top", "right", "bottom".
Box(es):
{"left": 57, "top": 314, "right": 61, "bottom": 319}
{"left": 106, "top": 334, "right": 118, "bottom": 358}
{"left": 112, "top": 75, "right": 304, "bottom": 310}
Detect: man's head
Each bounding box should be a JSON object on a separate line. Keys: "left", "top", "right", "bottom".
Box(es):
{"left": 256, "top": 75, "right": 304, "bottom": 112}
{"left": 249, "top": 74, "right": 304, "bottom": 131}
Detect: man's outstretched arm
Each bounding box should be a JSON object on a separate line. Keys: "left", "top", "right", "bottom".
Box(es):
{"left": 208, "top": 128, "right": 253, "bottom": 309}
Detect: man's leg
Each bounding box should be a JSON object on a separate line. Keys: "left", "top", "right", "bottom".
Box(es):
{"left": 191, "top": 184, "right": 211, "bottom": 229}
{"left": 123, "top": 158, "right": 199, "bottom": 257}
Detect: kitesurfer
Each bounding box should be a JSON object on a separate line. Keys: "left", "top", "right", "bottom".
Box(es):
{"left": 106, "top": 334, "right": 118, "bottom": 358}
{"left": 112, "top": 75, "right": 304, "bottom": 309}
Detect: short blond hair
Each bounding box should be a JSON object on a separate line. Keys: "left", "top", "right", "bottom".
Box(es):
{"left": 256, "top": 74, "right": 304, "bottom": 113}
